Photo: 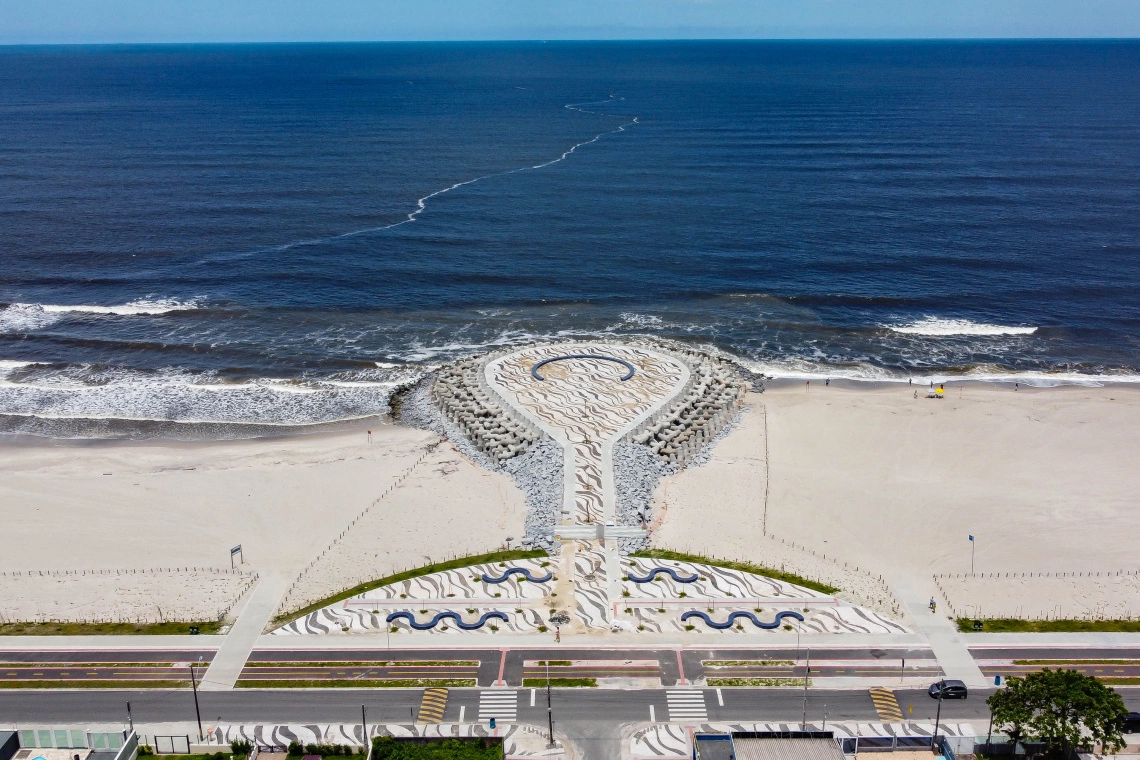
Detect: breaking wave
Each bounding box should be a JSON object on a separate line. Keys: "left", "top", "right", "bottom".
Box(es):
{"left": 0, "top": 299, "right": 201, "bottom": 333}
{"left": 888, "top": 317, "right": 1038, "bottom": 336}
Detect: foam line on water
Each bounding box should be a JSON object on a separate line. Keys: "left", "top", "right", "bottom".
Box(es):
{"left": 262, "top": 96, "right": 639, "bottom": 254}
{"left": 888, "top": 317, "right": 1037, "bottom": 336}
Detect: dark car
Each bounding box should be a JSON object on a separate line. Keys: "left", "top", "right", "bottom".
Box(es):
{"left": 1124, "top": 712, "right": 1140, "bottom": 734}
{"left": 929, "top": 679, "right": 968, "bottom": 699}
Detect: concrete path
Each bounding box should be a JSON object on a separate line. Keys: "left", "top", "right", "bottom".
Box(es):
{"left": 200, "top": 571, "right": 290, "bottom": 690}
{"left": 892, "top": 574, "right": 988, "bottom": 688}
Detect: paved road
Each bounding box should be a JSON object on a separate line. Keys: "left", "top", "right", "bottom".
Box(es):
{"left": 0, "top": 686, "right": 1004, "bottom": 725}
{"left": 1, "top": 646, "right": 940, "bottom": 688}
{"left": 8, "top": 644, "right": 1140, "bottom": 691}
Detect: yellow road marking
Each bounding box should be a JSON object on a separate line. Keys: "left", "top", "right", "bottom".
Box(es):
{"left": 418, "top": 688, "right": 448, "bottom": 724}
{"left": 869, "top": 687, "right": 904, "bottom": 722}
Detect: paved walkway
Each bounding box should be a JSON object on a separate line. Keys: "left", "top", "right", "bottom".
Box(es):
{"left": 200, "top": 571, "right": 290, "bottom": 690}
{"left": 891, "top": 574, "right": 988, "bottom": 688}
{"left": 487, "top": 344, "right": 688, "bottom": 630}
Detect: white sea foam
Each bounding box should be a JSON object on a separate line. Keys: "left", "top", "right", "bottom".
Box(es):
{"left": 888, "top": 317, "right": 1037, "bottom": 336}
{"left": 0, "top": 299, "right": 200, "bottom": 333}
{"left": 742, "top": 357, "right": 1140, "bottom": 387}
{"left": 621, "top": 313, "right": 663, "bottom": 326}
{"left": 0, "top": 365, "right": 421, "bottom": 428}
{"left": 258, "top": 96, "right": 639, "bottom": 256}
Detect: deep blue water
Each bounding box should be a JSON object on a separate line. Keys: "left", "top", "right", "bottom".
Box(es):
{"left": 1, "top": 41, "right": 1139, "bottom": 436}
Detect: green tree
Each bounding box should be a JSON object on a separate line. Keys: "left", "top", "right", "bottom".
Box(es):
{"left": 986, "top": 669, "right": 1127, "bottom": 758}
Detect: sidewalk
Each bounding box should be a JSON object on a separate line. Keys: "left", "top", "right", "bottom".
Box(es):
{"left": 890, "top": 574, "right": 987, "bottom": 688}
{"left": 200, "top": 572, "right": 290, "bottom": 690}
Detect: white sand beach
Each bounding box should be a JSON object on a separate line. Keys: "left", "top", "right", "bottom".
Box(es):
{"left": 2, "top": 381, "right": 1138, "bottom": 624}
{"left": 653, "top": 383, "right": 1140, "bottom": 621}
{"left": 0, "top": 424, "right": 527, "bottom": 623}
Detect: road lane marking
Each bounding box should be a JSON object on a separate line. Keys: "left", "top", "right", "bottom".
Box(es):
{"left": 650, "top": 704, "right": 656, "bottom": 722}
{"left": 869, "top": 687, "right": 904, "bottom": 722}
{"left": 530, "top": 688, "right": 536, "bottom": 706}
{"left": 716, "top": 688, "right": 723, "bottom": 706}
{"left": 417, "top": 688, "right": 448, "bottom": 724}
{"left": 666, "top": 690, "right": 707, "bottom": 722}
{"left": 479, "top": 690, "right": 518, "bottom": 722}
{"left": 459, "top": 705, "right": 465, "bottom": 722}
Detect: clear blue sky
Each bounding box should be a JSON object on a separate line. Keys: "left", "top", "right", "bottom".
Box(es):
{"left": 1, "top": 0, "right": 1138, "bottom": 44}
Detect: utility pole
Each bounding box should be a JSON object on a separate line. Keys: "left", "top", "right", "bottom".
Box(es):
{"left": 127, "top": 702, "right": 133, "bottom": 733}
{"left": 970, "top": 535, "right": 976, "bottom": 574}
{"left": 900, "top": 658, "right": 905, "bottom": 684}
{"left": 801, "top": 649, "right": 810, "bottom": 730}
{"left": 361, "top": 705, "right": 367, "bottom": 750}
{"left": 932, "top": 686, "right": 945, "bottom": 755}
{"left": 546, "top": 660, "right": 555, "bottom": 747}
{"left": 190, "top": 657, "right": 204, "bottom": 743}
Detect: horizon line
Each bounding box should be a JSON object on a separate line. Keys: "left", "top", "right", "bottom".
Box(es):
{"left": 2, "top": 36, "right": 1140, "bottom": 48}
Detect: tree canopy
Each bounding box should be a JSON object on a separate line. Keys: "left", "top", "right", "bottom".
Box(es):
{"left": 986, "top": 669, "right": 1128, "bottom": 757}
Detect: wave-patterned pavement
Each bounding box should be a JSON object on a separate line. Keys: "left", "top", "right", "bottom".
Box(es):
{"left": 630, "top": 722, "right": 977, "bottom": 760}
{"left": 215, "top": 723, "right": 562, "bottom": 758}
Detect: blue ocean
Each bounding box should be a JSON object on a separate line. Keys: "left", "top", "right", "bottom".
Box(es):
{"left": 1, "top": 41, "right": 1139, "bottom": 437}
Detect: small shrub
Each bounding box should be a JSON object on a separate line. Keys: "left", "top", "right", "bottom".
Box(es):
{"left": 231, "top": 740, "right": 252, "bottom": 756}
{"left": 783, "top": 624, "right": 793, "bottom": 630}
{"left": 637, "top": 625, "right": 645, "bottom": 631}
{"left": 537, "top": 625, "right": 547, "bottom": 632}
{"left": 489, "top": 625, "right": 499, "bottom": 632}
{"left": 138, "top": 747, "right": 154, "bottom": 757}
{"left": 678, "top": 592, "right": 687, "bottom": 598}
{"left": 684, "top": 624, "right": 695, "bottom": 631}
{"left": 621, "top": 590, "right": 630, "bottom": 597}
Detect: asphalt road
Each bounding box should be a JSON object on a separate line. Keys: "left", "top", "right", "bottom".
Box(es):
{"left": 2, "top": 646, "right": 941, "bottom": 687}
{"left": 0, "top": 685, "right": 1081, "bottom": 725}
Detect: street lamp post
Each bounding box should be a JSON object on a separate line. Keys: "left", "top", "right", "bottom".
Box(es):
{"left": 190, "top": 657, "right": 204, "bottom": 742}
{"left": 932, "top": 685, "right": 945, "bottom": 755}
{"left": 546, "top": 660, "right": 555, "bottom": 748}
{"left": 800, "top": 649, "right": 810, "bottom": 731}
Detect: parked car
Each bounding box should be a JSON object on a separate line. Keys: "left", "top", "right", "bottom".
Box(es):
{"left": 928, "top": 679, "right": 968, "bottom": 699}
{"left": 1124, "top": 712, "right": 1140, "bottom": 733}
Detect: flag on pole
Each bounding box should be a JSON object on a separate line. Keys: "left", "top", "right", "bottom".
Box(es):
{"left": 969, "top": 535, "right": 974, "bottom": 541}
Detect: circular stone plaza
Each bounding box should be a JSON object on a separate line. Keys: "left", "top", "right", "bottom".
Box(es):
{"left": 279, "top": 342, "right": 905, "bottom": 638}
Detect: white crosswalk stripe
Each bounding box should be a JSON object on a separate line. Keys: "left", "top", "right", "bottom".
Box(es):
{"left": 478, "top": 690, "right": 518, "bottom": 722}
{"left": 666, "top": 690, "right": 707, "bottom": 722}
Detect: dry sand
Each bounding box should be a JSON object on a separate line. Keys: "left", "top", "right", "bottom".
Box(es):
{"left": 0, "top": 424, "right": 528, "bottom": 622}
{"left": 4, "top": 381, "right": 1138, "bottom": 625}
{"left": 653, "top": 383, "right": 1140, "bottom": 621}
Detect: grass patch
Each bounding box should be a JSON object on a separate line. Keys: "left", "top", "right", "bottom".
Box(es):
{"left": 273, "top": 549, "right": 545, "bottom": 626}
{"left": 708, "top": 677, "right": 809, "bottom": 687}
{"left": 1098, "top": 677, "right": 1140, "bottom": 685}
{"left": 248, "top": 661, "right": 477, "bottom": 668}
{"left": 373, "top": 736, "right": 502, "bottom": 760}
{"left": 236, "top": 679, "right": 476, "bottom": 688}
{"left": 522, "top": 677, "right": 596, "bottom": 687}
{"left": 1013, "top": 659, "right": 1140, "bottom": 666}
{"left": 631, "top": 549, "right": 840, "bottom": 595}
{"left": 533, "top": 660, "right": 572, "bottom": 666}
{"left": 703, "top": 660, "right": 794, "bottom": 667}
{"left": 0, "top": 680, "right": 185, "bottom": 688}
{"left": 0, "top": 620, "right": 223, "bottom": 636}
{"left": 958, "top": 618, "right": 1140, "bottom": 633}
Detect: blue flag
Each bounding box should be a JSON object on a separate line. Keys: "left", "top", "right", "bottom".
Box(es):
{"left": 969, "top": 535, "right": 974, "bottom": 541}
